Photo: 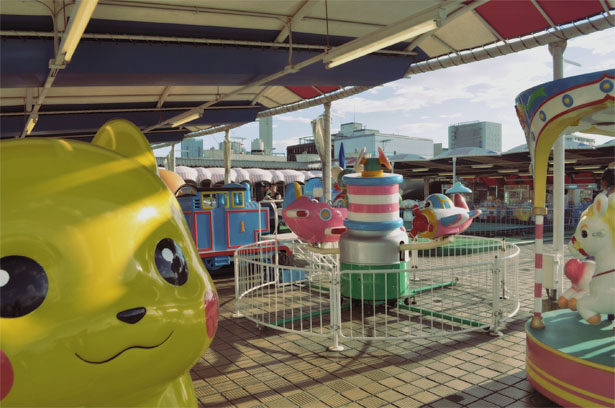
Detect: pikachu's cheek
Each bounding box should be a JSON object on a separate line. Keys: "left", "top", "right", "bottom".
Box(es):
{"left": 205, "top": 289, "right": 219, "bottom": 339}
{"left": 0, "top": 350, "right": 14, "bottom": 401}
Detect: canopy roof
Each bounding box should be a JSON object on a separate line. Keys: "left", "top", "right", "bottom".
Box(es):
{"left": 394, "top": 143, "right": 615, "bottom": 180}
{"left": 1, "top": 0, "right": 613, "bottom": 143}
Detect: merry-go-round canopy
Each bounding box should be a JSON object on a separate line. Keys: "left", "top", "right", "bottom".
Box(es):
{"left": 515, "top": 69, "right": 615, "bottom": 209}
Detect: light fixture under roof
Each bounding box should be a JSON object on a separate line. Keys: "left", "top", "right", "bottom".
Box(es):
{"left": 323, "top": 19, "right": 438, "bottom": 69}
{"left": 57, "top": 0, "right": 99, "bottom": 64}
{"left": 471, "top": 164, "right": 494, "bottom": 169}
{"left": 549, "top": 159, "right": 577, "bottom": 164}
{"left": 25, "top": 115, "right": 38, "bottom": 135}
{"left": 170, "top": 110, "right": 204, "bottom": 127}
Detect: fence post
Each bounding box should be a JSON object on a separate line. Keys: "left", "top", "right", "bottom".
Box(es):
{"left": 500, "top": 239, "right": 508, "bottom": 300}
{"left": 489, "top": 254, "right": 503, "bottom": 336}
{"left": 232, "top": 253, "right": 244, "bottom": 318}
{"left": 328, "top": 270, "right": 344, "bottom": 351}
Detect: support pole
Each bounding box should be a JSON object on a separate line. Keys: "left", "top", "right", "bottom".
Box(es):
{"left": 328, "top": 272, "right": 344, "bottom": 351}
{"left": 168, "top": 144, "right": 176, "bottom": 171}
{"left": 452, "top": 157, "right": 456, "bottom": 184}
{"left": 224, "top": 129, "right": 231, "bottom": 184}
{"left": 323, "top": 102, "right": 332, "bottom": 203}
{"left": 548, "top": 40, "right": 567, "bottom": 300}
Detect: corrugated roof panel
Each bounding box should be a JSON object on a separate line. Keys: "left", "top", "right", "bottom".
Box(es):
{"left": 286, "top": 86, "right": 322, "bottom": 99}
{"left": 436, "top": 12, "right": 498, "bottom": 52}
{"left": 475, "top": 0, "right": 550, "bottom": 39}
{"left": 537, "top": 0, "right": 606, "bottom": 25}
{"left": 260, "top": 87, "right": 302, "bottom": 108}
{"left": 417, "top": 36, "right": 453, "bottom": 58}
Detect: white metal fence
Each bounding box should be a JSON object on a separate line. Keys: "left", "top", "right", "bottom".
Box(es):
{"left": 234, "top": 236, "right": 520, "bottom": 351}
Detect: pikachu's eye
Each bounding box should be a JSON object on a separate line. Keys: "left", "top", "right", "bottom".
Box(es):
{"left": 155, "top": 239, "right": 188, "bottom": 286}
{"left": 0, "top": 256, "right": 49, "bottom": 318}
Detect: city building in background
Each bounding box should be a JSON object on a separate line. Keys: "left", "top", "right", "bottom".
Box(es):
{"left": 286, "top": 136, "right": 322, "bottom": 162}
{"left": 333, "top": 122, "right": 433, "bottom": 159}
{"left": 251, "top": 138, "right": 265, "bottom": 154}
{"left": 181, "top": 138, "right": 204, "bottom": 158}
{"left": 448, "top": 121, "right": 502, "bottom": 153}
{"left": 218, "top": 140, "right": 244, "bottom": 154}
{"left": 258, "top": 116, "right": 273, "bottom": 155}
{"left": 286, "top": 121, "right": 433, "bottom": 162}
{"left": 564, "top": 133, "right": 595, "bottom": 146}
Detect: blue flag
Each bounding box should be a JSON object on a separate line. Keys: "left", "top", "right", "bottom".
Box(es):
{"left": 339, "top": 142, "right": 346, "bottom": 169}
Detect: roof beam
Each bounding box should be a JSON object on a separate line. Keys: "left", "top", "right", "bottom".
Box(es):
{"left": 157, "top": 86, "right": 173, "bottom": 108}
{"left": 404, "top": 0, "right": 489, "bottom": 52}
{"left": 431, "top": 35, "right": 457, "bottom": 53}
{"left": 274, "top": 0, "right": 317, "bottom": 43}
{"left": 599, "top": 0, "right": 611, "bottom": 13}
{"left": 250, "top": 87, "right": 269, "bottom": 105}
{"left": 472, "top": 9, "right": 504, "bottom": 42}
{"left": 25, "top": 88, "right": 33, "bottom": 113}
{"left": 312, "top": 86, "right": 324, "bottom": 95}
{"left": 530, "top": 0, "right": 557, "bottom": 29}
{"left": 20, "top": 0, "right": 98, "bottom": 137}
{"left": 0, "top": 30, "right": 426, "bottom": 57}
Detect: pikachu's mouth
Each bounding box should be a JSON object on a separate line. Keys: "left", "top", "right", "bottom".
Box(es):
{"left": 75, "top": 331, "right": 173, "bottom": 364}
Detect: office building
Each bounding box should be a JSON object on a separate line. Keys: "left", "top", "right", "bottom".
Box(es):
{"left": 259, "top": 116, "right": 273, "bottom": 155}
{"left": 448, "top": 121, "right": 502, "bottom": 153}
{"left": 181, "top": 138, "right": 203, "bottom": 158}
{"left": 286, "top": 121, "right": 433, "bottom": 161}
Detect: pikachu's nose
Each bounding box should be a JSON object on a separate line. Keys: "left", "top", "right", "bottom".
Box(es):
{"left": 116, "top": 307, "right": 146, "bottom": 324}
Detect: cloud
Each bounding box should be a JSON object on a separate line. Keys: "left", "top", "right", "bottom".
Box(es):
{"left": 332, "top": 46, "right": 556, "bottom": 118}
{"left": 276, "top": 115, "right": 312, "bottom": 124}
{"left": 439, "top": 113, "right": 462, "bottom": 118}
{"left": 568, "top": 28, "right": 615, "bottom": 56}
{"left": 396, "top": 122, "right": 443, "bottom": 136}
{"left": 592, "top": 58, "right": 615, "bottom": 71}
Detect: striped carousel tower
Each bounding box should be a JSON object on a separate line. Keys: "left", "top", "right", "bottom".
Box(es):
{"left": 339, "top": 148, "right": 410, "bottom": 302}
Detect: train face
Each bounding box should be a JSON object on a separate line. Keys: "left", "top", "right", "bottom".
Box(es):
{"left": 178, "top": 183, "right": 269, "bottom": 270}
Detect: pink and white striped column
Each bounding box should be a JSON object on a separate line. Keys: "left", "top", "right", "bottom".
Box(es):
{"left": 531, "top": 214, "right": 546, "bottom": 329}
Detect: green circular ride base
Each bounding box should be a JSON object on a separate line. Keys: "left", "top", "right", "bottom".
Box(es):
{"left": 417, "top": 236, "right": 503, "bottom": 256}
{"left": 340, "top": 262, "right": 410, "bottom": 301}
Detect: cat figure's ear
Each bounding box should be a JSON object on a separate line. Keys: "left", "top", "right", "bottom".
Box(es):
{"left": 92, "top": 119, "right": 158, "bottom": 174}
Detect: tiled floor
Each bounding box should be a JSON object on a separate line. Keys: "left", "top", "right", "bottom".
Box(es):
{"left": 191, "top": 244, "right": 563, "bottom": 407}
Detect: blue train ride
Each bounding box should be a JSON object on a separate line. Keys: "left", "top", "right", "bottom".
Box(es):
{"left": 177, "top": 183, "right": 270, "bottom": 270}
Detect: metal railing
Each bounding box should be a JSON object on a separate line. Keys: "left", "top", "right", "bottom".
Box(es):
{"left": 234, "top": 236, "right": 520, "bottom": 351}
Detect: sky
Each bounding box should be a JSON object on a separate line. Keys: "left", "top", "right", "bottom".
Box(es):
{"left": 154, "top": 28, "right": 615, "bottom": 157}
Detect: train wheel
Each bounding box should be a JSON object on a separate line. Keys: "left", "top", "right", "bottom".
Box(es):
{"left": 203, "top": 258, "right": 222, "bottom": 271}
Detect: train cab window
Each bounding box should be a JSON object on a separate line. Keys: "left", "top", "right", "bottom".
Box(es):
{"left": 200, "top": 193, "right": 217, "bottom": 209}
{"left": 231, "top": 191, "right": 245, "bottom": 208}
{"left": 217, "top": 193, "right": 229, "bottom": 209}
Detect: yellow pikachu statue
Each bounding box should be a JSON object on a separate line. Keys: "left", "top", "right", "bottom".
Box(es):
{"left": 0, "top": 120, "right": 219, "bottom": 407}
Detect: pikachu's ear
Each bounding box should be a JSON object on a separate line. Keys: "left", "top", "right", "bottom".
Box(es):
{"left": 92, "top": 119, "right": 158, "bottom": 174}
